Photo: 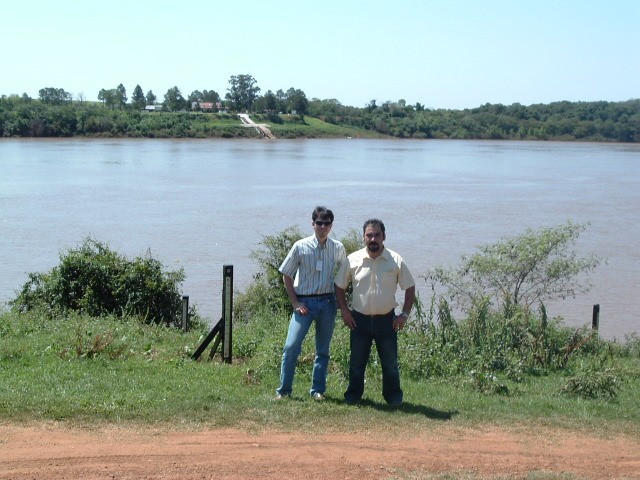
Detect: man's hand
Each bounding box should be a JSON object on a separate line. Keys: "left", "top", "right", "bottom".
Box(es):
{"left": 342, "top": 310, "right": 355, "bottom": 330}
{"left": 393, "top": 314, "right": 407, "bottom": 332}
{"left": 294, "top": 301, "right": 309, "bottom": 316}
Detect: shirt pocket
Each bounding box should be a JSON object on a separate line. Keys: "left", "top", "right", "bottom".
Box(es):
{"left": 380, "top": 268, "right": 398, "bottom": 289}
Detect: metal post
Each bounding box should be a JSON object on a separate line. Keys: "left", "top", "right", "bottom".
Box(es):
{"left": 182, "top": 295, "right": 189, "bottom": 332}
{"left": 222, "top": 265, "right": 233, "bottom": 364}
{"left": 592, "top": 304, "right": 600, "bottom": 332}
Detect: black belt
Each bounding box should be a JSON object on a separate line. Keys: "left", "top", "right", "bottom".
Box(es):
{"left": 353, "top": 310, "right": 395, "bottom": 319}
{"left": 297, "top": 293, "right": 334, "bottom": 298}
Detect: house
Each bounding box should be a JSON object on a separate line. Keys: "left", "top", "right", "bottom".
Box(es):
{"left": 192, "top": 102, "right": 214, "bottom": 111}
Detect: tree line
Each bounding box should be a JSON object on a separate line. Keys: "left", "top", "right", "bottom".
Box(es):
{"left": 1, "top": 74, "right": 638, "bottom": 141}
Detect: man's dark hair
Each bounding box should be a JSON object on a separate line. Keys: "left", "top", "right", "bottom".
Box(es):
{"left": 312, "top": 206, "right": 334, "bottom": 222}
{"left": 363, "top": 218, "right": 385, "bottom": 234}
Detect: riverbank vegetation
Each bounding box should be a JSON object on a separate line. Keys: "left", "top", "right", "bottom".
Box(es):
{"left": 1, "top": 77, "right": 638, "bottom": 141}
{"left": 1, "top": 226, "right": 639, "bottom": 433}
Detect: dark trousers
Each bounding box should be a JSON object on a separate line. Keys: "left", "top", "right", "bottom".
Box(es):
{"left": 344, "top": 310, "right": 402, "bottom": 405}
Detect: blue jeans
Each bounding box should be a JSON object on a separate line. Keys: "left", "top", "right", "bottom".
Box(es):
{"left": 344, "top": 310, "right": 402, "bottom": 405}
{"left": 276, "top": 295, "right": 337, "bottom": 396}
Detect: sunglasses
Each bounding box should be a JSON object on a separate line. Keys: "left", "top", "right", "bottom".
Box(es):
{"left": 314, "top": 221, "right": 333, "bottom": 227}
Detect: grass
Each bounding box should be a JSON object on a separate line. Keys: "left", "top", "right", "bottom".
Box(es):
{"left": 1, "top": 309, "right": 639, "bottom": 438}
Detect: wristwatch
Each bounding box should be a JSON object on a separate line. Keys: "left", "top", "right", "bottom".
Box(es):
{"left": 398, "top": 311, "right": 409, "bottom": 319}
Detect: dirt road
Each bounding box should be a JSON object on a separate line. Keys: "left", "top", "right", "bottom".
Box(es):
{"left": 1, "top": 423, "right": 639, "bottom": 479}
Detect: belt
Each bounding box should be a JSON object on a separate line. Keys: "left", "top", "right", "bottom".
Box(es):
{"left": 297, "top": 293, "right": 334, "bottom": 299}
{"left": 353, "top": 310, "right": 395, "bottom": 319}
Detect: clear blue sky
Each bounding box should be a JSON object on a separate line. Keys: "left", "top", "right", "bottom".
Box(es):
{"left": 2, "top": 0, "right": 638, "bottom": 109}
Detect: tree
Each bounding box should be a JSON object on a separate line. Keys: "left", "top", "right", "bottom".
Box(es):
{"left": 202, "top": 89, "right": 220, "bottom": 103}
{"left": 254, "top": 90, "right": 277, "bottom": 113}
{"left": 427, "top": 222, "right": 603, "bottom": 314}
{"left": 115, "top": 83, "right": 127, "bottom": 109}
{"left": 163, "top": 86, "right": 186, "bottom": 111}
{"left": 285, "top": 87, "right": 309, "bottom": 116}
{"left": 275, "top": 89, "right": 287, "bottom": 113}
{"left": 145, "top": 90, "right": 157, "bottom": 105}
{"left": 188, "top": 90, "right": 203, "bottom": 102}
{"left": 131, "top": 84, "right": 146, "bottom": 110}
{"left": 225, "top": 74, "right": 260, "bottom": 112}
{"left": 38, "top": 87, "right": 72, "bottom": 105}
{"left": 103, "top": 89, "right": 117, "bottom": 109}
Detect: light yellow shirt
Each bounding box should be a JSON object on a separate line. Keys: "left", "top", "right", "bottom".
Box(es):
{"left": 334, "top": 246, "right": 415, "bottom": 315}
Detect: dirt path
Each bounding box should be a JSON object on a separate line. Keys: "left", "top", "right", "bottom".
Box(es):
{"left": 1, "top": 423, "right": 639, "bottom": 479}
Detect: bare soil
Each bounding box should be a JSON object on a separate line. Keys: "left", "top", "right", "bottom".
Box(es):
{"left": 1, "top": 423, "right": 639, "bottom": 479}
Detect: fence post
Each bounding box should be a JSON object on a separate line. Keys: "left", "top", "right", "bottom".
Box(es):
{"left": 222, "top": 265, "right": 233, "bottom": 364}
{"left": 592, "top": 304, "right": 600, "bottom": 332}
{"left": 182, "top": 295, "right": 189, "bottom": 332}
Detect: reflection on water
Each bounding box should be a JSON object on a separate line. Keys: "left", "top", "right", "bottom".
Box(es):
{"left": 1, "top": 138, "right": 638, "bottom": 340}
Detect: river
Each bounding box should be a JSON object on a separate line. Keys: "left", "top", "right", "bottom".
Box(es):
{"left": 1, "top": 138, "right": 638, "bottom": 340}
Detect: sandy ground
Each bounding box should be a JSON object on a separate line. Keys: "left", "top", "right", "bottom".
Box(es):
{"left": 1, "top": 423, "right": 639, "bottom": 480}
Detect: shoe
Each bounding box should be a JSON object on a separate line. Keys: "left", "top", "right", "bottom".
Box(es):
{"left": 274, "top": 393, "right": 290, "bottom": 400}
{"left": 312, "top": 392, "right": 325, "bottom": 401}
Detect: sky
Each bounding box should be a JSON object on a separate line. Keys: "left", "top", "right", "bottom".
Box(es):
{"left": 1, "top": 0, "right": 638, "bottom": 110}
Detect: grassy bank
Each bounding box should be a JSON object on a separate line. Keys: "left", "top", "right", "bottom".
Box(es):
{"left": 1, "top": 310, "right": 638, "bottom": 437}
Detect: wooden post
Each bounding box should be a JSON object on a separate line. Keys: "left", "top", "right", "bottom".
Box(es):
{"left": 222, "top": 265, "right": 233, "bottom": 364}
{"left": 592, "top": 304, "right": 600, "bottom": 332}
{"left": 182, "top": 295, "right": 189, "bottom": 332}
{"left": 190, "top": 265, "right": 233, "bottom": 362}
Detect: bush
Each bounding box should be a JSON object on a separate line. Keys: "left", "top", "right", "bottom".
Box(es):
{"left": 234, "top": 226, "right": 304, "bottom": 321}
{"left": 561, "top": 359, "right": 623, "bottom": 400}
{"left": 11, "top": 238, "right": 188, "bottom": 327}
{"left": 426, "top": 222, "right": 603, "bottom": 314}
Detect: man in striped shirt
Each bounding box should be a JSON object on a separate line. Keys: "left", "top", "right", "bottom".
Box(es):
{"left": 275, "top": 206, "right": 347, "bottom": 401}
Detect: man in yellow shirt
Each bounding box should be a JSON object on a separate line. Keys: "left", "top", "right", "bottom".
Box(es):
{"left": 335, "top": 218, "right": 415, "bottom": 406}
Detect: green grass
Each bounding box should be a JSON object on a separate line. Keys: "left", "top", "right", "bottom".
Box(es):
{"left": 1, "top": 310, "right": 639, "bottom": 437}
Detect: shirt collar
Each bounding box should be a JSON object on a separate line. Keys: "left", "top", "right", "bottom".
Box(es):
{"left": 364, "top": 246, "right": 388, "bottom": 260}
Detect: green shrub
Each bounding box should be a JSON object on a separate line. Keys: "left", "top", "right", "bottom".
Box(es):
{"left": 234, "top": 226, "right": 304, "bottom": 322}
{"left": 561, "top": 359, "right": 623, "bottom": 400}
{"left": 11, "top": 238, "right": 189, "bottom": 327}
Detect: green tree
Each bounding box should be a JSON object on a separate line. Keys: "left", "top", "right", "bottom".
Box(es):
{"left": 98, "top": 89, "right": 118, "bottom": 109}
{"left": 255, "top": 90, "right": 277, "bottom": 113}
{"left": 145, "top": 90, "right": 157, "bottom": 105}
{"left": 285, "top": 88, "right": 309, "bottom": 116}
{"left": 225, "top": 74, "right": 260, "bottom": 112}
{"left": 202, "top": 89, "right": 220, "bottom": 103}
{"left": 131, "top": 85, "right": 146, "bottom": 110}
{"left": 427, "top": 222, "right": 603, "bottom": 314}
{"left": 163, "top": 86, "right": 186, "bottom": 111}
{"left": 115, "top": 84, "right": 127, "bottom": 109}
{"left": 38, "top": 87, "right": 72, "bottom": 105}
{"left": 275, "top": 89, "right": 287, "bottom": 113}
{"left": 188, "top": 90, "right": 204, "bottom": 106}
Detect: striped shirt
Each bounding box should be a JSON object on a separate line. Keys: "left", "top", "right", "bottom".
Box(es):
{"left": 279, "top": 235, "right": 347, "bottom": 296}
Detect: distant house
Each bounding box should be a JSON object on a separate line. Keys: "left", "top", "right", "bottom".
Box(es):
{"left": 144, "top": 104, "right": 162, "bottom": 112}
{"left": 192, "top": 101, "right": 214, "bottom": 111}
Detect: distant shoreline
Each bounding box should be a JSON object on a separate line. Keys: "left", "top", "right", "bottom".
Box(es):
{"left": 1, "top": 99, "right": 638, "bottom": 142}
